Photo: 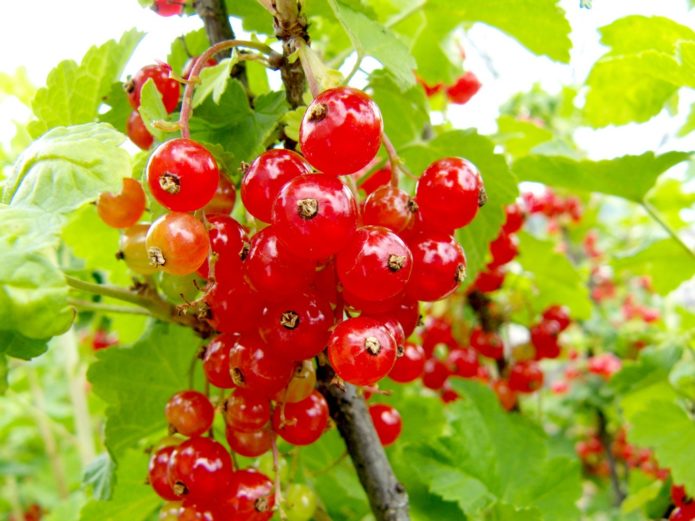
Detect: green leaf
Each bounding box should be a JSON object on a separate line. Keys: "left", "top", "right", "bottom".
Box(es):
{"left": 621, "top": 480, "right": 663, "bottom": 514}
{"left": 678, "top": 102, "right": 695, "bottom": 136}
{"left": 226, "top": 0, "right": 274, "bottom": 34}
{"left": 0, "top": 330, "right": 49, "bottom": 360}
{"left": 0, "top": 206, "right": 73, "bottom": 340}
{"left": 402, "top": 380, "right": 582, "bottom": 520}
{"left": 30, "top": 30, "right": 143, "bottom": 137}
{"left": 496, "top": 116, "right": 554, "bottom": 160}
{"left": 0, "top": 67, "right": 36, "bottom": 106}
{"left": 327, "top": 0, "right": 416, "bottom": 90}
{"left": 80, "top": 448, "right": 158, "bottom": 521}
{"left": 516, "top": 233, "right": 592, "bottom": 320}
{"left": 513, "top": 152, "right": 691, "bottom": 203}
{"left": 192, "top": 56, "right": 238, "bottom": 107}
{"left": 612, "top": 239, "right": 695, "bottom": 295}
{"left": 600, "top": 15, "right": 695, "bottom": 56}
{"left": 401, "top": 130, "right": 517, "bottom": 284}
{"left": 83, "top": 453, "right": 115, "bottom": 501}
{"left": 137, "top": 79, "right": 168, "bottom": 142}
{"left": 98, "top": 82, "right": 132, "bottom": 134}
{"left": 167, "top": 29, "right": 211, "bottom": 76}
{"left": 3, "top": 123, "right": 131, "bottom": 214}
{"left": 87, "top": 322, "right": 203, "bottom": 455}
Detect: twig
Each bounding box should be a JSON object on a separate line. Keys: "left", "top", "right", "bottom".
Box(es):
{"left": 68, "top": 299, "right": 151, "bottom": 316}
{"left": 597, "top": 409, "right": 626, "bottom": 506}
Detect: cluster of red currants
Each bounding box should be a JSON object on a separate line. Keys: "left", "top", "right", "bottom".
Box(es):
{"left": 151, "top": 0, "right": 185, "bottom": 17}
{"left": 671, "top": 485, "right": 695, "bottom": 521}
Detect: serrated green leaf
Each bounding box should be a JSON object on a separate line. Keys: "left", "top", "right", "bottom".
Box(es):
{"left": 0, "top": 67, "right": 36, "bottom": 106}
{"left": 516, "top": 233, "right": 592, "bottom": 319}
{"left": 3, "top": 123, "right": 131, "bottom": 214}
{"left": 401, "top": 130, "right": 517, "bottom": 284}
{"left": 79, "top": 448, "right": 158, "bottom": 521}
{"left": 600, "top": 15, "right": 695, "bottom": 56}
{"left": 30, "top": 30, "right": 143, "bottom": 137}
{"left": 0, "top": 206, "right": 72, "bottom": 340}
{"left": 496, "top": 116, "right": 554, "bottom": 160}
{"left": 83, "top": 453, "right": 115, "bottom": 501}
{"left": 327, "top": 0, "right": 416, "bottom": 90}
{"left": 137, "top": 79, "right": 168, "bottom": 142}
{"left": 87, "top": 322, "right": 203, "bottom": 455}
{"left": 192, "top": 56, "right": 237, "bottom": 107}
{"left": 282, "top": 106, "right": 306, "bottom": 143}
{"left": 98, "top": 82, "right": 132, "bottom": 135}
{"left": 612, "top": 239, "right": 695, "bottom": 295}
{"left": 513, "top": 152, "right": 691, "bottom": 203}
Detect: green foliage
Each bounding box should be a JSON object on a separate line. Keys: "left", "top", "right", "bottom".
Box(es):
{"left": 3, "top": 123, "right": 131, "bottom": 215}
{"left": 192, "top": 57, "right": 238, "bottom": 107}
{"left": 137, "top": 79, "right": 169, "bottom": 142}
{"left": 29, "top": 30, "right": 143, "bottom": 137}
{"left": 83, "top": 453, "right": 116, "bottom": 501}
{"left": 167, "top": 29, "right": 211, "bottom": 75}
{"left": 87, "top": 323, "right": 203, "bottom": 456}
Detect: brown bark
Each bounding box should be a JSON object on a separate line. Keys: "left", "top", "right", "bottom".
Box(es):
{"left": 195, "top": 0, "right": 247, "bottom": 84}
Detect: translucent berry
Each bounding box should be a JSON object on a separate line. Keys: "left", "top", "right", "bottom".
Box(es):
{"left": 389, "top": 342, "right": 425, "bottom": 383}
{"left": 126, "top": 110, "right": 154, "bottom": 150}
{"left": 118, "top": 224, "right": 159, "bottom": 276}
{"left": 224, "top": 390, "right": 271, "bottom": 433}
{"left": 146, "top": 213, "right": 210, "bottom": 275}
{"left": 168, "top": 437, "right": 234, "bottom": 502}
{"left": 362, "top": 186, "right": 417, "bottom": 233}
{"left": 96, "top": 178, "right": 146, "bottom": 229}
{"left": 228, "top": 334, "right": 295, "bottom": 397}
{"left": 405, "top": 233, "right": 466, "bottom": 302}
{"left": 148, "top": 445, "right": 178, "bottom": 501}
{"left": 369, "top": 403, "right": 402, "bottom": 446}
{"left": 272, "top": 391, "right": 329, "bottom": 446}
{"left": 125, "top": 63, "right": 180, "bottom": 112}
{"left": 165, "top": 390, "right": 215, "bottom": 437}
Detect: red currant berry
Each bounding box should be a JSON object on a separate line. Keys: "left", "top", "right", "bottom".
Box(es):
{"left": 337, "top": 226, "right": 413, "bottom": 302}
{"left": 205, "top": 281, "right": 264, "bottom": 335}
{"left": 405, "top": 233, "right": 466, "bottom": 302}
{"left": 508, "top": 361, "right": 544, "bottom": 393}
{"left": 165, "top": 390, "right": 215, "bottom": 437}
{"left": 119, "top": 224, "right": 159, "bottom": 276}
{"left": 147, "top": 139, "right": 219, "bottom": 212}
{"left": 473, "top": 266, "right": 505, "bottom": 293}
{"left": 502, "top": 202, "right": 525, "bottom": 234}
{"left": 300, "top": 87, "right": 383, "bottom": 176}
{"left": 203, "top": 333, "right": 237, "bottom": 389}
{"left": 672, "top": 485, "right": 687, "bottom": 508}
{"left": 368, "top": 403, "right": 402, "bottom": 446}
{"left": 272, "top": 390, "right": 329, "bottom": 446}
{"left": 146, "top": 212, "right": 210, "bottom": 275}
{"left": 225, "top": 424, "right": 273, "bottom": 458}
{"left": 168, "top": 437, "right": 234, "bottom": 502}
{"left": 224, "top": 390, "right": 271, "bottom": 433}
{"left": 96, "top": 178, "right": 146, "bottom": 229}
{"left": 178, "top": 500, "right": 223, "bottom": 521}
{"left": 530, "top": 321, "right": 561, "bottom": 359}
{"left": 203, "top": 175, "right": 236, "bottom": 215}
{"left": 542, "top": 305, "right": 571, "bottom": 331}
{"left": 389, "top": 342, "right": 425, "bottom": 383}
{"left": 245, "top": 227, "right": 316, "bottom": 299}
{"left": 445, "top": 71, "right": 482, "bottom": 105}
{"left": 421, "top": 316, "right": 456, "bottom": 356}
{"left": 241, "top": 149, "right": 312, "bottom": 223}
{"left": 272, "top": 173, "right": 358, "bottom": 260}
{"left": 259, "top": 292, "right": 333, "bottom": 362}
{"left": 422, "top": 358, "right": 450, "bottom": 390}
{"left": 197, "top": 214, "right": 249, "bottom": 289}
{"left": 363, "top": 186, "right": 417, "bottom": 233}
{"left": 492, "top": 379, "right": 517, "bottom": 411}
{"left": 153, "top": 0, "right": 184, "bottom": 16}
{"left": 228, "top": 334, "right": 294, "bottom": 397}
{"left": 327, "top": 317, "right": 397, "bottom": 386}
{"left": 488, "top": 231, "right": 518, "bottom": 268}
{"left": 416, "top": 157, "right": 484, "bottom": 232}
{"left": 273, "top": 360, "right": 317, "bottom": 404}
{"left": 447, "top": 348, "right": 479, "bottom": 378}
{"left": 363, "top": 297, "right": 420, "bottom": 339}
{"left": 441, "top": 381, "right": 460, "bottom": 403}
{"left": 223, "top": 469, "right": 275, "bottom": 521}
{"left": 360, "top": 167, "right": 391, "bottom": 195}
{"left": 148, "top": 445, "right": 179, "bottom": 501}
{"left": 470, "top": 327, "right": 504, "bottom": 360}
{"left": 125, "top": 63, "right": 180, "bottom": 112}
{"left": 126, "top": 110, "right": 154, "bottom": 150}
{"left": 182, "top": 55, "right": 218, "bottom": 80}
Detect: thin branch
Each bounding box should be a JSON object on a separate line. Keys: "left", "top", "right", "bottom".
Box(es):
{"left": 597, "top": 409, "right": 626, "bottom": 506}
{"left": 273, "top": 0, "right": 309, "bottom": 108}
{"left": 641, "top": 200, "right": 695, "bottom": 260}
{"left": 68, "top": 299, "right": 151, "bottom": 316}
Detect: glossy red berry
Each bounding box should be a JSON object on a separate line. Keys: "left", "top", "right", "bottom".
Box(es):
{"left": 542, "top": 305, "right": 571, "bottom": 331}
{"left": 178, "top": 500, "right": 222, "bottom": 521}
{"left": 197, "top": 214, "right": 249, "bottom": 289}
{"left": 148, "top": 445, "right": 179, "bottom": 501}
{"left": 672, "top": 485, "right": 688, "bottom": 508}
{"left": 147, "top": 139, "right": 219, "bottom": 212}
{"left": 421, "top": 316, "right": 456, "bottom": 355}
{"left": 470, "top": 327, "right": 504, "bottom": 360}
{"left": 272, "top": 391, "right": 329, "bottom": 446}
{"left": 416, "top": 157, "right": 484, "bottom": 232}
{"left": 119, "top": 224, "right": 159, "bottom": 275}
{"left": 362, "top": 186, "right": 416, "bottom": 233}
{"left": 503, "top": 202, "right": 525, "bottom": 234}
{"left": 360, "top": 167, "right": 391, "bottom": 195}
{"left": 369, "top": 404, "right": 402, "bottom": 447}
{"left": 492, "top": 380, "right": 517, "bottom": 411}
{"left": 224, "top": 390, "right": 270, "bottom": 432}
{"left": 300, "top": 87, "right": 383, "bottom": 176}
{"left": 153, "top": 0, "right": 184, "bottom": 16}
{"left": 530, "top": 321, "right": 561, "bottom": 359}
{"left": 488, "top": 231, "right": 518, "bottom": 268}
{"left": 328, "top": 317, "right": 397, "bottom": 386}
{"left": 225, "top": 424, "right": 273, "bottom": 458}
{"left": 125, "top": 63, "right": 180, "bottom": 112}
{"left": 272, "top": 174, "right": 358, "bottom": 260}
{"left": 203, "top": 175, "right": 236, "bottom": 215}
{"left": 259, "top": 292, "right": 333, "bottom": 362}
{"left": 273, "top": 361, "right": 316, "bottom": 405}
{"left": 96, "top": 178, "right": 146, "bottom": 229}
{"left": 203, "top": 333, "right": 237, "bottom": 388}
{"left": 473, "top": 266, "right": 505, "bottom": 293}
{"left": 422, "top": 358, "right": 450, "bottom": 390}
{"left": 336, "top": 226, "right": 413, "bottom": 302}
{"left": 245, "top": 227, "right": 315, "bottom": 299}
{"left": 224, "top": 469, "right": 275, "bottom": 521}
{"left": 165, "top": 390, "right": 215, "bottom": 437}
{"left": 445, "top": 71, "right": 482, "bottom": 105}
{"left": 241, "top": 149, "right": 312, "bottom": 223}
{"left": 389, "top": 342, "right": 425, "bottom": 383}
{"left": 228, "top": 334, "right": 294, "bottom": 398}
{"left": 168, "top": 437, "right": 234, "bottom": 502}
{"left": 205, "top": 280, "right": 264, "bottom": 335}
{"left": 126, "top": 110, "right": 154, "bottom": 150}
{"left": 447, "top": 348, "right": 479, "bottom": 378}
{"left": 508, "top": 361, "right": 544, "bottom": 393}
{"left": 182, "top": 55, "right": 218, "bottom": 80}
{"left": 405, "top": 233, "right": 466, "bottom": 302}
{"left": 366, "top": 298, "right": 420, "bottom": 338}
{"left": 146, "top": 213, "right": 210, "bottom": 275}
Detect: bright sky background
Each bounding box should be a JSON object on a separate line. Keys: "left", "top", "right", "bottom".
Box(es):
{"left": 1, "top": 0, "right": 694, "bottom": 159}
